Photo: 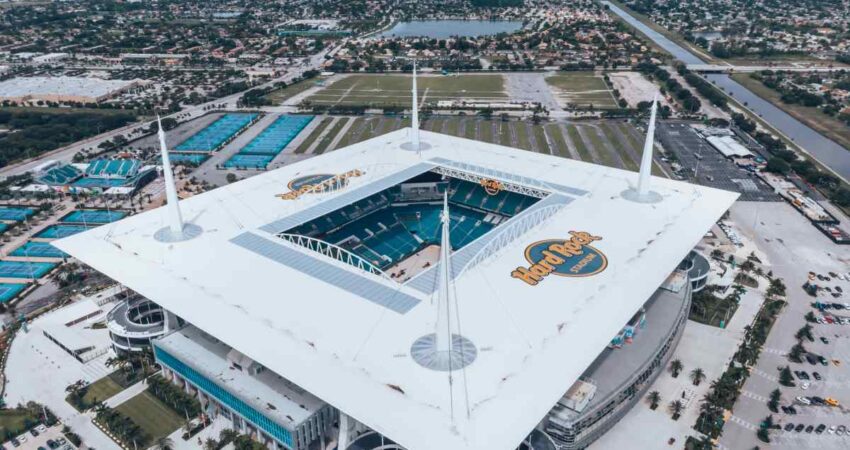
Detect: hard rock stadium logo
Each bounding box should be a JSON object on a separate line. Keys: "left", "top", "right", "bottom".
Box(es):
{"left": 512, "top": 231, "right": 607, "bottom": 286}
{"left": 276, "top": 169, "right": 364, "bottom": 200}
{"left": 479, "top": 178, "right": 503, "bottom": 195}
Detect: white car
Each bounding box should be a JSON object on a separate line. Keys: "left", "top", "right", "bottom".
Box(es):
{"left": 15, "top": 436, "right": 25, "bottom": 444}
{"left": 829, "top": 425, "right": 837, "bottom": 434}
{"left": 797, "top": 396, "right": 812, "bottom": 405}
{"left": 36, "top": 425, "right": 46, "bottom": 433}
{"left": 802, "top": 382, "right": 810, "bottom": 390}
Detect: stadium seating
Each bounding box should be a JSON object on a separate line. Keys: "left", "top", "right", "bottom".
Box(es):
{"left": 38, "top": 164, "right": 83, "bottom": 186}
{"left": 287, "top": 175, "right": 536, "bottom": 270}
{"left": 86, "top": 159, "right": 141, "bottom": 179}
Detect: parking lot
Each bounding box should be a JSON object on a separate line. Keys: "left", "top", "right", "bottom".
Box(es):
{"left": 3, "top": 424, "right": 75, "bottom": 450}
{"left": 656, "top": 122, "right": 777, "bottom": 202}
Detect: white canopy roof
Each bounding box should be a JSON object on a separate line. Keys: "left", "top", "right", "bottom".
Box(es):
{"left": 56, "top": 129, "right": 737, "bottom": 450}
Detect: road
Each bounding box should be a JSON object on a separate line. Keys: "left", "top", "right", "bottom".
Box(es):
{"left": 0, "top": 44, "right": 340, "bottom": 179}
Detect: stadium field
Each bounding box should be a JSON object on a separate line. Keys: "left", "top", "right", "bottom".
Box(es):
{"left": 545, "top": 72, "right": 618, "bottom": 109}
{"left": 305, "top": 74, "right": 507, "bottom": 107}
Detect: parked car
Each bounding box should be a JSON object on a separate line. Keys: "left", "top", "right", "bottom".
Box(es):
{"left": 36, "top": 425, "right": 46, "bottom": 433}
{"left": 826, "top": 397, "right": 840, "bottom": 407}
{"left": 11, "top": 439, "right": 19, "bottom": 448}
{"left": 813, "top": 372, "right": 822, "bottom": 380}
{"left": 787, "top": 405, "right": 797, "bottom": 414}
{"left": 802, "top": 382, "right": 810, "bottom": 390}
{"left": 816, "top": 424, "right": 827, "bottom": 434}
{"left": 29, "top": 429, "right": 38, "bottom": 437}
{"left": 819, "top": 356, "right": 829, "bottom": 365}
{"left": 829, "top": 425, "right": 837, "bottom": 434}
{"left": 806, "top": 425, "right": 815, "bottom": 433}
{"left": 797, "top": 396, "right": 812, "bottom": 405}
{"left": 785, "top": 423, "right": 795, "bottom": 431}
{"left": 795, "top": 424, "right": 806, "bottom": 432}
{"left": 838, "top": 425, "right": 847, "bottom": 435}
{"left": 806, "top": 354, "right": 818, "bottom": 365}
{"left": 820, "top": 336, "right": 830, "bottom": 344}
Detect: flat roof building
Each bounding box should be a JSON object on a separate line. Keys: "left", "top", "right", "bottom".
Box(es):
{"left": 57, "top": 124, "right": 737, "bottom": 450}
{"left": 0, "top": 76, "right": 145, "bottom": 104}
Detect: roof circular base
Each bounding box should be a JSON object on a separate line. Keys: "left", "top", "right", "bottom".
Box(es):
{"left": 154, "top": 223, "right": 203, "bottom": 243}
{"left": 410, "top": 333, "right": 477, "bottom": 371}
{"left": 621, "top": 188, "right": 662, "bottom": 204}
{"left": 400, "top": 141, "right": 432, "bottom": 152}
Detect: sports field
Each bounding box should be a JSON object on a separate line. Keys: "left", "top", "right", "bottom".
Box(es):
{"left": 61, "top": 209, "right": 127, "bottom": 224}
{"left": 305, "top": 74, "right": 507, "bottom": 107}
{"left": 35, "top": 224, "right": 96, "bottom": 239}
{"left": 0, "top": 283, "right": 26, "bottom": 303}
{"left": 0, "top": 261, "right": 56, "bottom": 279}
{"left": 545, "top": 72, "right": 618, "bottom": 109}
{"left": 11, "top": 241, "right": 67, "bottom": 258}
{"left": 114, "top": 391, "right": 184, "bottom": 447}
{"left": 0, "top": 207, "right": 34, "bottom": 222}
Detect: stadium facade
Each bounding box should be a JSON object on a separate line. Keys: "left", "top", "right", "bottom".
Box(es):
{"left": 57, "top": 106, "right": 736, "bottom": 450}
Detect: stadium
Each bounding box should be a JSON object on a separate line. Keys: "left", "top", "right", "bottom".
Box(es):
{"left": 56, "top": 97, "right": 736, "bottom": 450}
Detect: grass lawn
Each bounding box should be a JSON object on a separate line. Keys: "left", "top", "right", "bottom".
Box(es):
{"left": 335, "top": 117, "right": 367, "bottom": 148}
{"left": 498, "top": 121, "right": 512, "bottom": 147}
{"left": 599, "top": 122, "right": 638, "bottom": 171}
{"left": 463, "top": 120, "right": 477, "bottom": 140}
{"left": 480, "top": 121, "right": 495, "bottom": 143}
{"left": 533, "top": 125, "right": 551, "bottom": 154}
{"left": 545, "top": 73, "right": 618, "bottom": 108}
{"left": 445, "top": 118, "right": 460, "bottom": 137}
{"left": 566, "top": 125, "right": 593, "bottom": 162}
{"left": 731, "top": 73, "right": 850, "bottom": 153}
{"left": 0, "top": 409, "right": 38, "bottom": 437}
{"left": 306, "top": 74, "right": 506, "bottom": 107}
{"left": 584, "top": 126, "right": 616, "bottom": 167}
{"left": 546, "top": 124, "right": 570, "bottom": 158}
{"left": 81, "top": 375, "right": 124, "bottom": 406}
{"left": 426, "top": 118, "right": 444, "bottom": 133}
{"left": 264, "top": 79, "right": 317, "bottom": 104}
{"left": 293, "top": 117, "right": 332, "bottom": 154}
{"left": 513, "top": 122, "right": 532, "bottom": 150}
{"left": 616, "top": 122, "right": 666, "bottom": 176}
{"left": 313, "top": 117, "right": 349, "bottom": 154}
{"left": 114, "top": 392, "right": 184, "bottom": 447}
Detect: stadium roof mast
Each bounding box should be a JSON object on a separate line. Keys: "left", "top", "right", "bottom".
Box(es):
{"left": 402, "top": 59, "right": 430, "bottom": 152}
{"left": 623, "top": 95, "right": 662, "bottom": 203}
{"left": 154, "top": 115, "right": 202, "bottom": 242}
{"left": 435, "top": 193, "right": 452, "bottom": 354}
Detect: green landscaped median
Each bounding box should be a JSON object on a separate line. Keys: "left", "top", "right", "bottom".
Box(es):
{"left": 294, "top": 117, "right": 332, "bottom": 154}
{"left": 533, "top": 125, "right": 551, "bottom": 155}
{"left": 599, "top": 122, "right": 638, "bottom": 171}
{"left": 566, "top": 125, "right": 593, "bottom": 162}
{"left": 313, "top": 117, "right": 349, "bottom": 154}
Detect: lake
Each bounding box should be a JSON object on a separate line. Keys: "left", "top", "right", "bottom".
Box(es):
{"left": 376, "top": 20, "right": 524, "bottom": 39}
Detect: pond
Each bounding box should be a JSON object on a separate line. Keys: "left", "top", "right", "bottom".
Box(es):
{"left": 376, "top": 20, "right": 524, "bottom": 39}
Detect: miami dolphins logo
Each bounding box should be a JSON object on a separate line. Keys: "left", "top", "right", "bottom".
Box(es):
{"left": 512, "top": 231, "right": 607, "bottom": 286}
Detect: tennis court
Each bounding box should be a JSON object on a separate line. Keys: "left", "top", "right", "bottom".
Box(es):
{"left": 0, "top": 223, "right": 7, "bottom": 234}
{"left": 223, "top": 115, "right": 314, "bottom": 169}
{"left": 0, "top": 261, "right": 57, "bottom": 279}
{"left": 0, "top": 283, "right": 26, "bottom": 303}
{"left": 167, "top": 153, "right": 209, "bottom": 165}
{"left": 61, "top": 210, "right": 127, "bottom": 224}
{"left": 72, "top": 177, "right": 128, "bottom": 188}
{"left": 0, "top": 207, "right": 34, "bottom": 222}
{"left": 11, "top": 241, "right": 68, "bottom": 259}
{"left": 175, "top": 113, "right": 258, "bottom": 152}
{"left": 35, "top": 224, "right": 96, "bottom": 239}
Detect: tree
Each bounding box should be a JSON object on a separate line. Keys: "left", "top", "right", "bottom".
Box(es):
{"left": 768, "top": 388, "right": 781, "bottom": 413}
{"left": 153, "top": 437, "right": 174, "bottom": 450}
{"left": 805, "top": 311, "right": 817, "bottom": 323}
{"left": 765, "top": 157, "right": 791, "bottom": 175}
{"left": 226, "top": 173, "right": 238, "bottom": 184}
{"left": 647, "top": 391, "right": 661, "bottom": 410}
{"left": 690, "top": 368, "right": 706, "bottom": 386}
{"left": 669, "top": 400, "right": 684, "bottom": 420}
{"left": 779, "top": 366, "right": 794, "bottom": 387}
{"left": 789, "top": 343, "right": 806, "bottom": 363}
{"left": 670, "top": 359, "right": 684, "bottom": 378}
{"left": 795, "top": 324, "right": 814, "bottom": 342}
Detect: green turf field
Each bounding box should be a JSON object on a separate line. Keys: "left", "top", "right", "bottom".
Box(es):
{"left": 115, "top": 391, "right": 184, "bottom": 447}
{"left": 306, "top": 74, "right": 507, "bottom": 107}
{"left": 81, "top": 375, "right": 124, "bottom": 406}
{"left": 294, "top": 117, "right": 333, "bottom": 154}
{"left": 264, "top": 79, "right": 318, "bottom": 104}
{"left": 546, "top": 73, "right": 618, "bottom": 109}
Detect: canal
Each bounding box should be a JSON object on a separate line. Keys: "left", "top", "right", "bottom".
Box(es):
{"left": 602, "top": 1, "right": 850, "bottom": 181}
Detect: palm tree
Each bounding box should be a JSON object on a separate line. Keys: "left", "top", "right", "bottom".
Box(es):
{"left": 204, "top": 438, "right": 218, "bottom": 450}
{"left": 647, "top": 391, "right": 661, "bottom": 410}
{"left": 669, "top": 400, "right": 684, "bottom": 420}
{"left": 690, "top": 368, "right": 706, "bottom": 386}
{"left": 670, "top": 359, "right": 684, "bottom": 378}
{"left": 152, "top": 436, "right": 174, "bottom": 450}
